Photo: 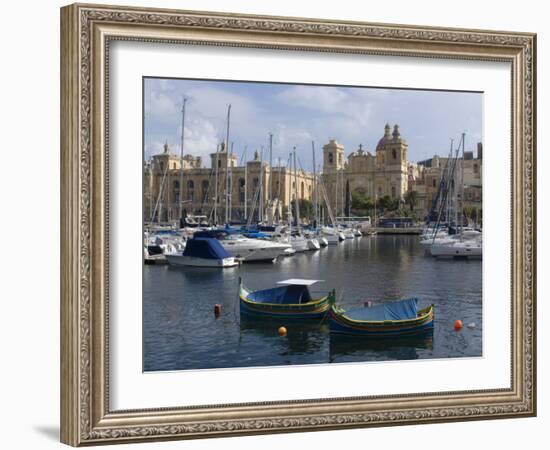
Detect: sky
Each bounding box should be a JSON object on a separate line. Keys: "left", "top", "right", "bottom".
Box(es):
{"left": 143, "top": 77, "right": 482, "bottom": 170}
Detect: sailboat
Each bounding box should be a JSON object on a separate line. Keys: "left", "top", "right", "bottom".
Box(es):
{"left": 428, "top": 133, "right": 482, "bottom": 259}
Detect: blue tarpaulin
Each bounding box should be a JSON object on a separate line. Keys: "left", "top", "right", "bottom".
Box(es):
{"left": 182, "top": 238, "right": 231, "bottom": 260}
{"left": 345, "top": 298, "right": 418, "bottom": 321}
{"left": 246, "top": 285, "right": 312, "bottom": 304}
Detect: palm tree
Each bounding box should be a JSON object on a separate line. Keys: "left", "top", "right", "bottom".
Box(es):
{"left": 404, "top": 190, "right": 418, "bottom": 212}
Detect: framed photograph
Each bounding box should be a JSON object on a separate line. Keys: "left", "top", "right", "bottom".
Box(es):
{"left": 60, "top": 3, "right": 536, "bottom": 446}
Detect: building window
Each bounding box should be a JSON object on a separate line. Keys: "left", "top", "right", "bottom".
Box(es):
{"left": 432, "top": 179, "right": 436, "bottom": 188}
{"left": 301, "top": 182, "right": 305, "bottom": 199}
{"left": 173, "top": 163, "right": 177, "bottom": 169}
{"left": 202, "top": 180, "right": 209, "bottom": 202}
{"left": 391, "top": 186, "right": 396, "bottom": 198}
{"left": 187, "top": 180, "right": 194, "bottom": 201}
{"left": 238, "top": 178, "right": 245, "bottom": 203}
{"left": 173, "top": 180, "right": 180, "bottom": 203}
{"left": 159, "top": 161, "right": 164, "bottom": 172}
{"left": 218, "top": 159, "right": 221, "bottom": 168}
{"left": 474, "top": 164, "right": 479, "bottom": 174}
{"left": 328, "top": 153, "right": 333, "bottom": 164}
{"left": 392, "top": 149, "right": 397, "bottom": 160}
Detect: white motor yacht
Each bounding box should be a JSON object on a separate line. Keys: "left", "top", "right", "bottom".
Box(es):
{"left": 194, "top": 230, "right": 291, "bottom": 262}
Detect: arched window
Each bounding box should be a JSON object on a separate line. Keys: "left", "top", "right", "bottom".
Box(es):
{"left": 328, "top": 153, "right": 333, "bottom": 164}
{"left": 187, "top": 180, "right": 194, "bottom": 201}
{"left": 432, "top": 179, "right": 436, "bottom": 188}
{"left": 474, "top": 163, "right": 479, "bottom": 174}
{"left": 391, "top": 186, "right": 396, "bottom": 198}
{"left": 173, "top": 162, "right": 177, "bottom": 169}
{"left": 202, "top": 180, "right": 209, "bottom": 202}
{"left": 173, "top": 180, "right": 180, "bottom": 203}
{"left": 392, "top": 149, "right": 397, "bottom": 160}
{"left": 159, "top": 161, "right": 164, "bottom": 172}
{"left": 238, "top": 178, "right": 245, "bottom": 203}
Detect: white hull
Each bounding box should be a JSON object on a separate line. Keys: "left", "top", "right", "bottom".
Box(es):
{"left": 430, "top": 241, "right": 482, "bottom": 258}
{"left": 324, "top": 234, "right": 340, "bottom": 245}
{"left": 318, "top": 237, "right": 328, "bottom": 247}
{"left": 165, "top": 254, "right": 238, "bottom": 267}
{"left": 306, "top": 238, "right": 321, "bottom": 250}
{"left": 220, "top": 236, "right": 291, "bottom": 262}
{"left": 290, "top": 236, "right": 309, "bottom": 252}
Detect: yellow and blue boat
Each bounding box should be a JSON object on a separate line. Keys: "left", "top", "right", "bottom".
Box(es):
{"left": 239, "top": 278, "right": 332, "bottom": 320}
{"left": 328, "top": 298, "right": 434, "bottom": 337}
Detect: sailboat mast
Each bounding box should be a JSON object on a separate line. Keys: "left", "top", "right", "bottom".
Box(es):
{"left": 213, "top": 143, "right": 219, "bottom": 225}
{"left": 460, "top": 132, "right": 465, "bottom": 238}
{"left": 293, "top": 148, "right": 301, "bottom": 230}
{"left": 243, "top": 146, "right": 248, "bottom": 222}
{"left": 224, "top": 104, "right": 232, "bottom": 225}
{"left": 268, "top": 133, "right": 273, "bottom": 222}
{"left": 178, "top": 97, "right": 187, "bottom": 222}
{"left": 259, "top": 146, "right": 264, "bottom": 223}
{"left": 312, "top": 141, "right": 317, "bottom": 227}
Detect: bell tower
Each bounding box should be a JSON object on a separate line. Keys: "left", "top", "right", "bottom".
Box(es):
{"left": 323, "top": 139, "right": 345, "bottom": 173}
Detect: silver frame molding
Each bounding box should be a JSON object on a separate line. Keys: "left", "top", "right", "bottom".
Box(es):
{"left": 60, "top": 3, "right": 536, "bottom": 446}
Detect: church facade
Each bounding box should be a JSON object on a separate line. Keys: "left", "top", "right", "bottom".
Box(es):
{"left": 322, "top": 124, "right": 411, "bottom": 216}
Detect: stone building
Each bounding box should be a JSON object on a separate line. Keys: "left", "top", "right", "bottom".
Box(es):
{"left": 144, "top": 142, "right": 315, "bottom": 224}
{"left": 322, "top": 124, "right": 412, "bottom": 216}
{"left": 413, "top": 143, "right": 483, "bottom": 216}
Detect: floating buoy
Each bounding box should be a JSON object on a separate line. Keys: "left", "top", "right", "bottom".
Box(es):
{"left": 467, "top": 322, "right": 476, "bottom": 329}
{"left": 364, "top": 301, "right": 373, "bottom": 308}
{"left": 214, "top": 304, "right": 222, "bottom": 317}
{"left": 278, "top": 326, "right": 287, "bottom": 336}
{"left": 454, "top": 319, "right": 463, "bottom": 331}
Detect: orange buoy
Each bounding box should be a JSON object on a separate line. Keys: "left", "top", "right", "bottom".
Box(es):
{"left": 214, "top": 304, "right": 222, "bottom": 317}
{"left": 278, "top": 326, "right": 287, "bottom": 336}
{"left": 454, "top": 319, "right": 463, "bottom": 331}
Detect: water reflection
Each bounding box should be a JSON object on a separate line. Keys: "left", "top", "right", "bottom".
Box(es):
{"left": 144, "top": 235, "right": 482, "bottom": 371}
{"left": 329, "top": 332, "right": 434, "bottom": 363}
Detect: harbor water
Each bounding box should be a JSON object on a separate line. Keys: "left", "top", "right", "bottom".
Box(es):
{"left": 143, "top": 235, "right": 482, "bottom": 371}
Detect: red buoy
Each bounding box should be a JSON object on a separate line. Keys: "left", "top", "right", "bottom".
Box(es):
{"left": 454, "top": 319, "right": 463, "bottom": 331}
{"left": 214, "top": 304, "right": 222, "bottom": 317}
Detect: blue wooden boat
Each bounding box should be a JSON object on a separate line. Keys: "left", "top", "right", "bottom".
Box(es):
{"left": 239, "top": 278, "right": 332, "bottom": 320}
{"left": 328, "top": 298, "right": 434, "bottom": 337}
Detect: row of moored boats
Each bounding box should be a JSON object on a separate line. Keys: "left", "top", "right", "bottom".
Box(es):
{"left": 144, "top": 224, "right": 369, "bottom": 267}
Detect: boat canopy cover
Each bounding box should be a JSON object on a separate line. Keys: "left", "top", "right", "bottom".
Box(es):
{"left": 182, "top": 238, "right": 231, "bottom": 260}
{"left": 246, "top": 285, "right": 313, "bottom": 304}
{"left": 344, "top": 298, "right": 418, "bottom": 322}
{"left": 277, "top": 279, "right": 323, "bottom": 286}
{"left": 194, "top": 229, "right": 230, "bottom": 239}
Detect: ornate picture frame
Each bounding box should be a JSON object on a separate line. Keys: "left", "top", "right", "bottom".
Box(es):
{"left": 60, "top": 3, "right": 536, "bottom": 446}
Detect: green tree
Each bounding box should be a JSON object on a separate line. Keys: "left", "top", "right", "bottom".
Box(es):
{"left": 404, "top": 190, "right": 419, "bottom": 212}
{"left": 290, "top": 199, "right": 314, "bottom": 223}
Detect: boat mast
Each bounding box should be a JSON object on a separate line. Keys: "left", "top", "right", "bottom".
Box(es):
{"left": 312, "top": 141, "right": 317, "bottom": 228}
{"left": 178, "top": 97, "right": 187, "bottom": 223}
{"left": 224, "top": 104, "right": 232, "bottom": 225}
{"left": 460, "top": 132, "right": 465, "bottom": 239}
{"left": 213, "top": 143, "right": 220, "bottom": 225}
{"left": 268, "top": 132, "right": 273, "bottom": 224}
{"left": 259, "top": 146, "right": 264, "bottom": 223}
{"left": 229, "top": 141, "right": 234, "bottom": 224}
{"left": 293, "top": 147, "right": 301, "bottom": 231}
{"left": 243, "top": 145, "right": 248, "bottom": 222}
{"left": 277, "top": 157, "right": 282, "bottom": 223}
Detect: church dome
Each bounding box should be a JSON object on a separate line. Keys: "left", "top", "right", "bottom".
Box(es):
{"left": 376, "top": 123, "right": 392, "bottom": 150}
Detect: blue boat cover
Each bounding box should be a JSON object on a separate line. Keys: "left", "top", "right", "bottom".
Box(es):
{"left": 194, "top": 229, "right": 230, "bottom": 239}
{"left": 344, "top": 298, "right": 418, "bottom": 321}
{"left": 182, "top": 238, "right": 231, "bottom": 259}
{"left": 246, "top": 285, "right": 312, "bottom": 304}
